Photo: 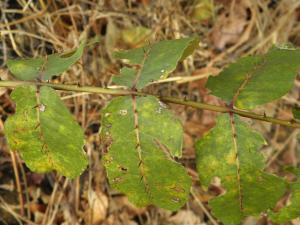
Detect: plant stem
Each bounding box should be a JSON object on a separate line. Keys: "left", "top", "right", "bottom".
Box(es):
{"left": 1, "top": 80, "right": 299, "bottom": 129}
{"left": 161, "top": 97, "right": 300, "bottom": 129}
{"left": 0, "top": 80, "right": 139, "bottom": 95}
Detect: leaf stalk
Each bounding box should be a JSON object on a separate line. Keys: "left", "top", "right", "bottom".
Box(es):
{"left": 0, "top": 80, "right": 299, "bottom": 129}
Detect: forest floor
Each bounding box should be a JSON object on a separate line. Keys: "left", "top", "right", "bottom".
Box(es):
{"left": 1, "top": 0, "right": 300, "bottom": 224}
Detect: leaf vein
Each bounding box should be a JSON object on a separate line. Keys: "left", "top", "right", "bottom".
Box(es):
{"left": 229, "top": 113, "right": 243, "bottom": 211}
{"left": 131, "top": 94, "right": 152, "bottom": 198}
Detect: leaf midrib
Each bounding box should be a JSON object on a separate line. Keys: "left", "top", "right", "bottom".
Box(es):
{"left": 131, "top": 95, "right": 152, "bottom": 199}
{"left": 229, "top": 114, "right": 243, "bottom": 212}
{"left": 232, "top": 57, "right": 267, "bottom": 105}
{"left": 132, "top": 46, "right": 151, "bottom": 89}
{"left": 35, "top": 87, "right": 55, "bottom": 168}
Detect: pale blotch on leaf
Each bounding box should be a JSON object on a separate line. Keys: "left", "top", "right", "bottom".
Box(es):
{"left": 112, "top": 176, "right": 123, "bottom": 184}
{"left": 226, "top": 151, "right": 236, "bottom": 165}
{"left": 104, "top": 113, "right": 111, "bottom": 117}
{"left": 171, "top": 197, "right": 180, "bottom": 203}
{"left": 158, "top": 101, "right": 167, "bottom": 109}
{"left": 39, "top": 104, "right": 46, "bottom": 112}
{"left": 156, "top": 107, "right": 162, "bottom": 114}
{"left": 119, "top": 109, "right": 128, "bottom": 116}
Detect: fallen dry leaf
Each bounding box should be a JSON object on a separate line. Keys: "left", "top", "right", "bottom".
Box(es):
{"left": 84, "top": 190, "right": 108, "bottom": 225}
{"left": 210, "top": 0, "right": 250, "bottom": 50}
{"left": 168, "top": 210, "right": 204, "bottom": 225}
{"left": 0, "top": 69, "right": 8, "bottom": 97}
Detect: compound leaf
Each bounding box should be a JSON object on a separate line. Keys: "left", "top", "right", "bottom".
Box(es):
{"left": 7, "top": 41, "right": 85, "bottom": 81}
{"left": 207, "top": 47, "right": 300, "bottom": 109}
{"left": 113, "top": 37, "right": 199, "bottom": 89}
{"left": 196, "top": 114, "right": 286, "bottom": 225}
{"left": 4, "top": 86, "right": 88, "bottom": 178}
{"left": 100, "top": 95, "right": 191, "bottom": 210}
{"left": 270, "top": 167, "right": 300, "bottom": 223}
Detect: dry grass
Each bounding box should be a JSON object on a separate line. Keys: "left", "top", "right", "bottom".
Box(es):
{"left": 1, "top": 0, "right": 300, "bottom": 224}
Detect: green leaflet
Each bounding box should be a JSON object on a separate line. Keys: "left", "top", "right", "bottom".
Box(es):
{"left": 113, "top": 37, "right": 199, "bottom": 89}
{"left": 4, "top": 86, "right": 88, "bottom": 178}
{"left": 270, "top": 167, "right": 300, "bottom": 223}
{"left": 100, "top": 96, "right": 191, "bottom": 210}
{"left": 196, "top": 114, "right": 286, "bottom": 225}
{"left": 7, "top": 41, "right": 85, "bottom": 81}
{"left": 207, "top": 47, "right": 300, "bottom": 109}
{"left": 42, "top": 41, "right": 85, "bottom": 80}
{"left": 293, "top": 107, "right": 300, "bottom": 120}
{"left": 112, "top": 67, "right": 137, "bottom": 87}
{"left": 6, "top": 58, "right": 44, "bottom": 81}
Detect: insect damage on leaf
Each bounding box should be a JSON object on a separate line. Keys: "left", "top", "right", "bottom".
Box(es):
{"left": 196, "top": 114, "right": 286, "bottom": 225}
{"left": 270, "top": 167, "right": 300, "bottom": 223}
{"left": 100, "top": 95, "right": 191, "bottom": 210}
{"left": 4, "top": 86, "right": 88, "bottom": 178}
{"left": 7, "top": 40, "right": 85, "bottom": 81}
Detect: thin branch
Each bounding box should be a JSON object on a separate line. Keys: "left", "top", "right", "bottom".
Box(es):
{"left": 10, "top": 151, "right": 25, "bottom": 216}
{"left": 161, "top": 97, "right": 300, "bottom": 129}
{"left": 0, "top": 80, "right": 300, "bottom": 129}
{"left": 0, "top": 80, "right": 139, "bottom": 95}
{"left": 190, "top": 188, "right": 219, "bottom": 225}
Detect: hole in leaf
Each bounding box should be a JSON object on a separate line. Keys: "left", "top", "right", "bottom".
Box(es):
{"left": 118, "top": 165, "right": 128, "bottom": 172}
